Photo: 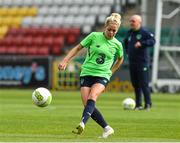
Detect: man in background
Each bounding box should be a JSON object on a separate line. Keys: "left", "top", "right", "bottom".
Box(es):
{"left": 124, "top": 15, "right": 155, "bottom": 110}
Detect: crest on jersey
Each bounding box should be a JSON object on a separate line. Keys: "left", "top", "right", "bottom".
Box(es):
{"left": 136, "top": 34, "right": 142, "bottom": 40}
{"left": 96, "top": 44, "right": 100, "bottom": 48}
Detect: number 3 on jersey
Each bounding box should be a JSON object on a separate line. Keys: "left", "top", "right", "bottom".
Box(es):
{"left": 96, "top": 53, "right": 106, "bottom": 64}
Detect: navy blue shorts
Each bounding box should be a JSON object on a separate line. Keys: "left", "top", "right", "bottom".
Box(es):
{"left": 80, "top": 76, "right": 109, "bottom": 87}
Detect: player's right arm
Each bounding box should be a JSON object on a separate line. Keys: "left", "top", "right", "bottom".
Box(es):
{"left": 58, "top": 44, "right": 83, "bottom": 70}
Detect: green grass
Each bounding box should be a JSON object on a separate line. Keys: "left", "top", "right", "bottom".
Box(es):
{"left": 0, "top": 89, "right": 180, "bottom": 142}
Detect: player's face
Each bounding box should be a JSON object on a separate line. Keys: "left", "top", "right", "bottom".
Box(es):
{"left": 104, "top": 23, "right": 118, "bottom": 39}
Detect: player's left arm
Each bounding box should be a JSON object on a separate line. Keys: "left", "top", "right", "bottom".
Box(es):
{"left": 111, "top": 56, "right": 124, "bottom": 74}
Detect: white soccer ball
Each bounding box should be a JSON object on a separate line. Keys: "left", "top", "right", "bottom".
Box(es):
{"left": 122, "top": 98, "right": 136, "bottom": 110}
{"left": 32, "top": 87, "right": 52, "bottom": 107}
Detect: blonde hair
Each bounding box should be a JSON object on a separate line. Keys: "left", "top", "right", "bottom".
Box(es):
{"left": 105, "top": 13, "right": 121, "bottom": 27}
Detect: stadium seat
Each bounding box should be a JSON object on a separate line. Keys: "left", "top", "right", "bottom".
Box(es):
{"left": 3, "top": 36, "right": 13, "bottom": 46}
{"left": 53, "top": 36, "right": 64, "bottom": 47}
{"left": 82, "top": 25, "right": 92, "bottom": 34}
{"left": 0, "top": 0, "right": 3, "bottom": 6}
{"left": 43, "top": 16, "right": 54, "bottom": 27}
{"left": 69, "top": 28, "right": 80, "bottom": 36}
{"left": 0, "top": 7, "right": 8, "bottom": 16}
{"left": 90, "top": 5, "right": 100, "bottom": 15}
{"left": 23, "top": 0, "right": 33, "bottom": 6}
{"left": 59, "top": 6, "right": 69, "bottom": 15}
{"left": 67, "top": 35, "right": 77, "bottom": 45}
{"left": 104, "top": 0, "right": 114, "bottom": 5}
{"left": 7, "top": 28, "right": 22, "bottom": 36}
{"left": 0, "top": 26, "right": 8, "bottom": 38}
{"left": 69, "top": 6, "right": 79, "bottom": 15}
{"left": 84, "top": 15, "right": 96, "bottom": 26}
{"left": 0, "top": 46, "right": 6, "bottom": 54}
{"left": 27, "top": 7, "right": 38, "bottom": 16}
{"left": 22, "top": 17, "right": 33, "bottom": 27}
{"left": 32, "top": 17, "right": 44, "bottom": 27}
{"left": 64, "top": 16, "right": 74, "bottom": 26}
{"left": 73, "top": 0, "right": 84, "bottom": 5}
{"left": 84, "top": 0, "right": 94, "bottom": 5}
{"left": 14, "top": 36, "right": 24, "bottom": 46}
{"left": 23, "top": 36, "right": 33, "bottom": 46}
{"left": 43, "top": 0, "right": 53, "bottom": 6}
{"left": 51, "top": 46, "right": 62, "bottom": 55}
{"left": 33, "top": 36, "right": 43, "bottom": 46}
{"left": 2, "top": 0, "right": 13, "bottom": 7}
{"left": 38, "top": 6, "right": 49, "bottom": 16}
{"left": 79, "top": 6, "right": 90, "bottom": 15}
{"left": 33, "top": 0, "right": 43, "bottom": 6}
{"left": 63, "top": 0, "right": 73, "bottom": 5}
{"left": 27, "top": 46, "right": 38, "bottom": 55}
{"left": 98, "top": 14, "right": 107, "bottom": 24}
{"left": 7, "top": 7, "right": 19, "bottom": 16}
{"left": 100, "top": 5, "right": 111, "bottom": 15}
{"left": 55, "top": 28, "right": 69, "bottom": 36}
{"left": 17, "top": 7, "right": 29, "bottom": 16}
{"left": 17, "top": 46, "right": 27, "bottom": 55}
{"left": 43, "top": 36, "right": 53, "bottom": 46}
{"left": 38, "top": 46, "right": 49, "bottom": 55}
{"left": 12, "top": 0, "right": 24, "bottom": 6}
{"left": 74, "top": 16, "right": 85, "bottom": 26}
{"left": 11, "top": 17, "right": 23, "bottom": 28}
{"left": 1, "top": 17, "right": 12, "bottom": 27}
{"left": 53, "top": 16, "right": 63, "bottom": 27}
{"left": 7, "top": 46, "right": 17, "bottom": 54}
{"left": 18, "top": 27, "right": 30, "bottom": 35}
{"left": 53, "top": 0, "right": 64, "bottom": 6}
{"left": 94, "top": 0, "right": 104, "bottom": 5}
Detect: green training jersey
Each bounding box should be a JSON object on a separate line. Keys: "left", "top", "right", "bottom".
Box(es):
{"left": 80, "top": 32, "right": 123, "bottom": 80}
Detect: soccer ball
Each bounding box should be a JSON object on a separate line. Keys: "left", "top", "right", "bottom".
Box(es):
{"left": 122, "top": 98, "right": 136, "bottom": 110}
{"left": 32, "top": 87, "right": 52, "bottom": 107}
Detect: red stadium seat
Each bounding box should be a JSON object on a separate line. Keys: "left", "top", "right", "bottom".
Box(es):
{"left": 23, "top": 36, "right": 33, "bottom": 46}
{"left": 27, "top": 46, "right": 38, "bottom": 55}
{"left": 56, "top": 28, "right": 69, "bottom": 36}
{"left": 69, "top": 28, "right": 80, "bottom": 36}
{"left": 18, "top": 28, "right": 29, "bottom": 35}
{"left": 43, "top": 36, "right": 53, "bottom": 46}
{"left": 67, "top": 34, "right": 77, "bottom": 45}
{"left": 43, "top": 28, "right": 53, "bottom": 36}
{"left": 0, "top": 46, "right": 7, "bottom": 54}
{"left": 0, "top": 39, "right": 5, "bottom": 46}
{"left": 53, "top": 36, "right": 64, "bottom": 47}
{"left": 7, "top": 46, "right": 17, "bottom": 54}
{"left": 17, "top": 46, "right": 28, "bottom": 55}
{"left": 66, "top": 28, "right": 80, "bottom": 45}
{"left": 3, "top": 36, "right": 13, "bottom": 46}
{"left": 38, "top": 46, "right": 49, "bottom": 55}
{"left": 51, "top": 46, "right": 62, "bottom": 55}
{"left": 7, "top": 28, "right": 20, "bottom": 36}
{"left": 13, "top": 36, "right": 23, "bottom": 46}
{"left": 33, "top": 36, "right": 43, "bottom": 46}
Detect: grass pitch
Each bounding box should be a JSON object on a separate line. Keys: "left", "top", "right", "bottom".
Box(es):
{"left": 0, "top": 89, "right": 180, "bottom": 142}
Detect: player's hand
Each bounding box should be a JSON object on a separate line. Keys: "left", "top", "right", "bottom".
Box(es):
{"left": 58, "top": 59, "right": 68, "bottom": 70}
{"left": 134, "top": 41, "right": 141, "bottom": 48}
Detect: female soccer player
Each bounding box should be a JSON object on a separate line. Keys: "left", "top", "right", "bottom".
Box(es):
{"left": 58, "top": 13, "right": 124, "bottom": 138}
